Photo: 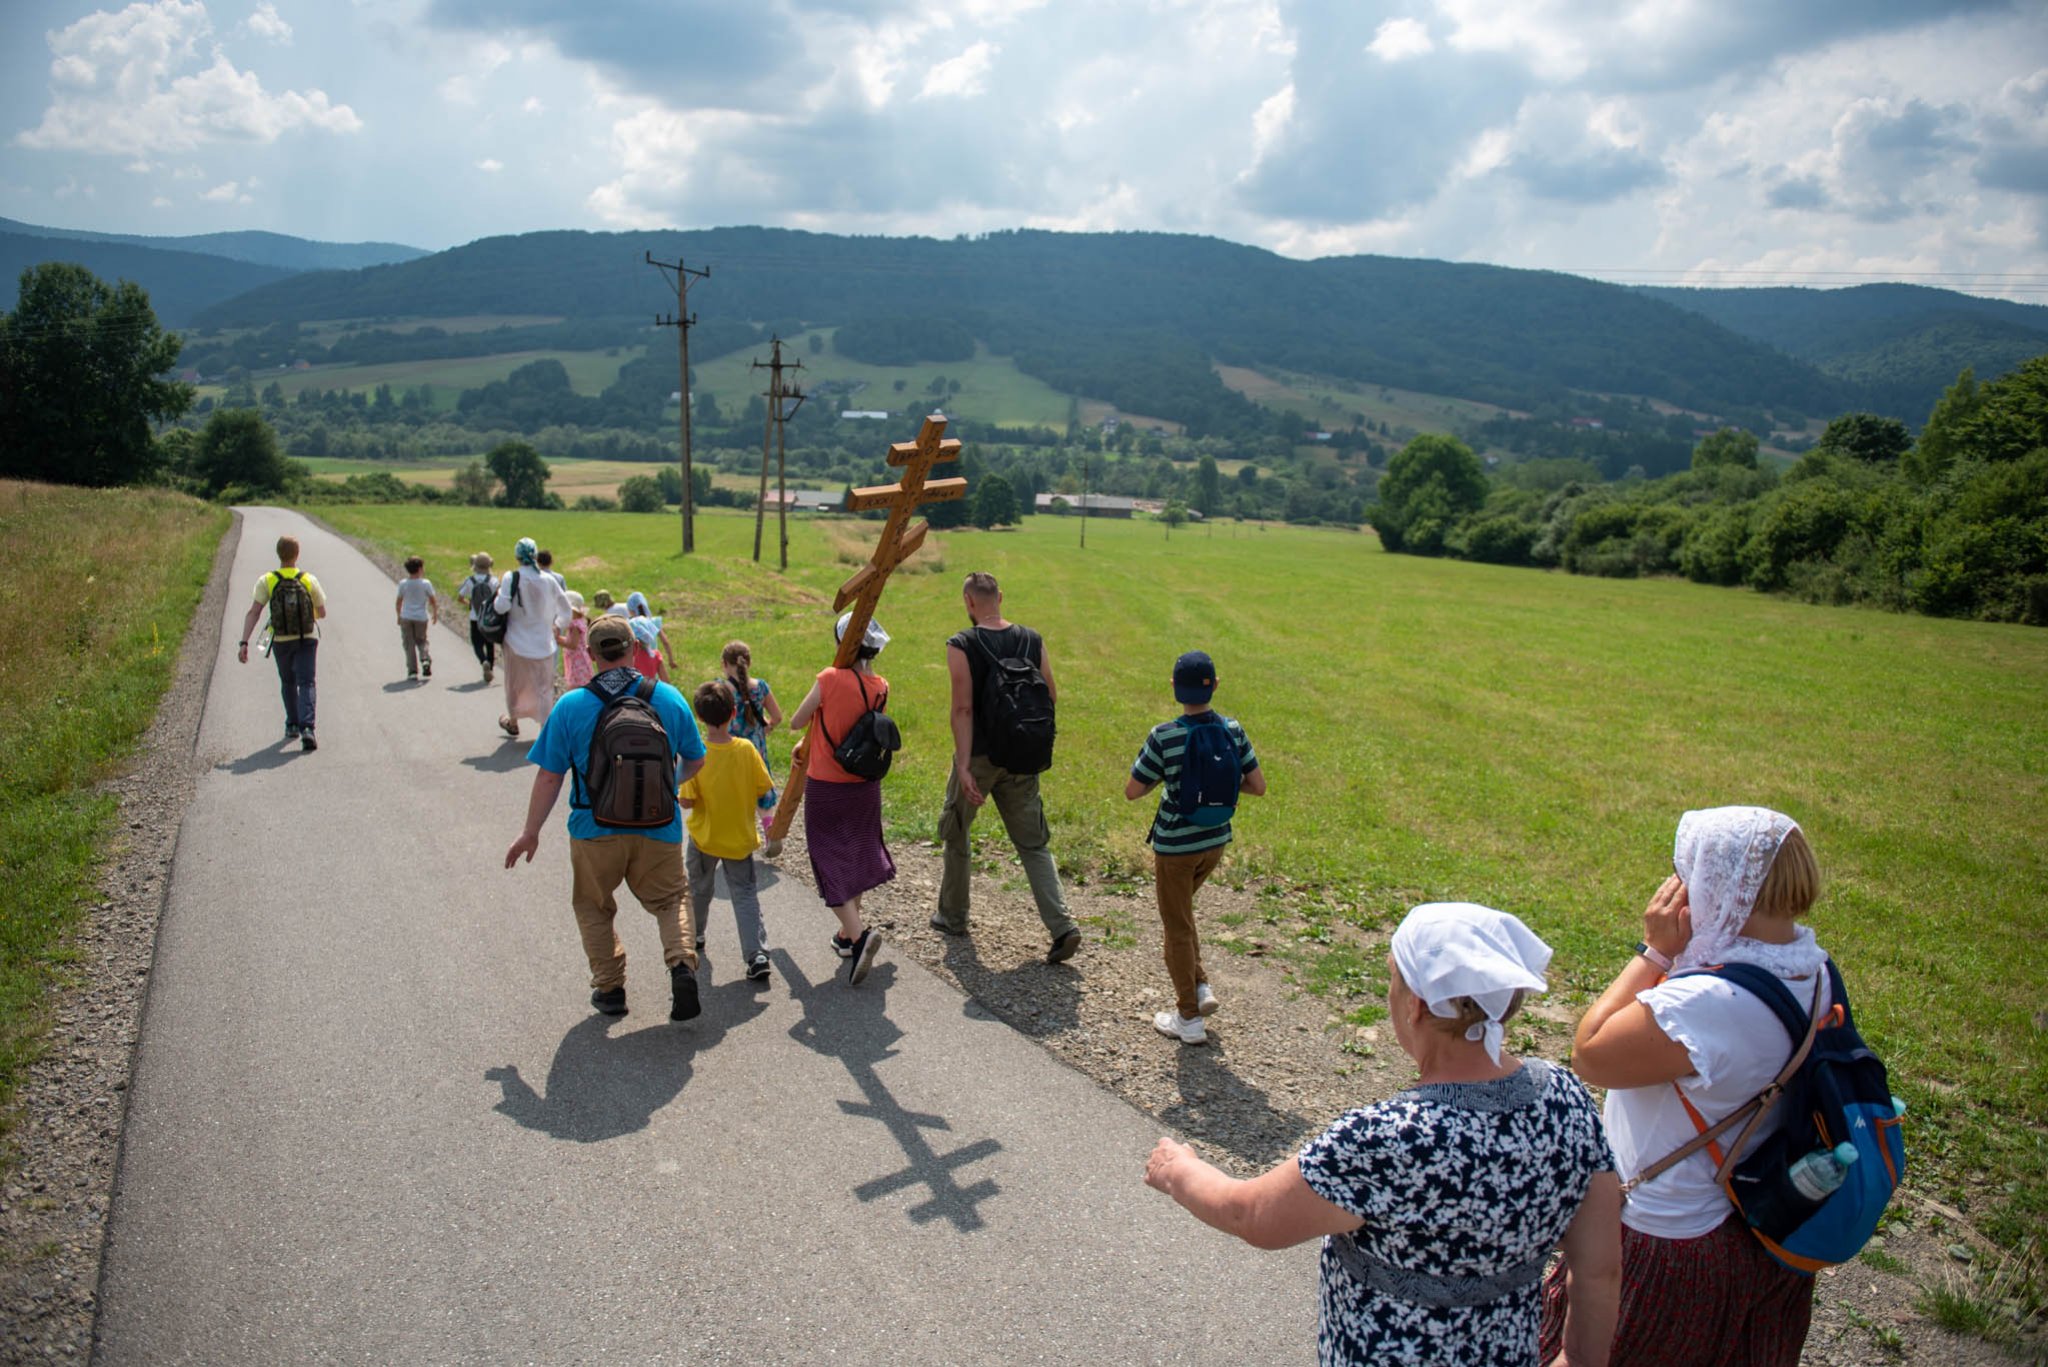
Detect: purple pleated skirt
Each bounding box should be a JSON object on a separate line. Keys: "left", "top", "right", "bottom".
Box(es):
{"left": 804, "top": 776, "right": 895, "bottom": 907}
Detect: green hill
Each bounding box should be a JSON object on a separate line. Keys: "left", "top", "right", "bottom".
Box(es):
{"left": 190, "top": 227, "right": 1857, "bottom": 436}
{"left": 0, "top": 232, "right": 298, "bottom": 327}
{"left": 0, "top": 217, "right": 427, "bottom": 273}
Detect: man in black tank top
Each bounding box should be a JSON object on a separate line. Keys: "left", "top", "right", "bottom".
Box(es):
{"left": 933, "top": 572, "right": 1080, "bottom": 964}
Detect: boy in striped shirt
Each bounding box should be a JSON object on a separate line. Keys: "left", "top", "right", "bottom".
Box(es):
{"left": 1125, "top": 651, "right": 1266, "bottom": 1045}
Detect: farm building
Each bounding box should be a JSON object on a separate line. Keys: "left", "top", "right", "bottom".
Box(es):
{"left": 840, "top": 410, "right": 891, "bottom": 420}
{"left": 760, "top": 489, "right": 848, "bottom": 513}
{"left": 1035, "top": 493, "right": 1138, "bottom": 518}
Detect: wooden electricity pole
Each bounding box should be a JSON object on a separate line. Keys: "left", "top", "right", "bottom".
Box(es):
{"left": 646, "top": 251, "right": 709, "bottom": 554}
{"left": 750, "top": 337, "right": 803, "bottom": 564}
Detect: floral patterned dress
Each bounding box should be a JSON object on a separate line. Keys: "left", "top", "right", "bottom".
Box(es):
{"left": 1296, "top": 1059, "right": 1613, "bottom": 1366}
{"left": 727, "top": 675, "right": 777, "bottom": 811}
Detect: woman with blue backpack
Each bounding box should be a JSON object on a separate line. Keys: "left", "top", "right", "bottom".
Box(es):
{"left": 1543, "top": 806, "right": 1902, "bottom": 1366}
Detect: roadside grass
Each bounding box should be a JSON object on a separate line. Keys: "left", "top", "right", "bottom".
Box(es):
{"left": 318, "top": 502, "right": 2048, "bottom": 1248}
{"left": 196, "top": 347, "right": 643, "bottom": 410}
{"left": 0, "top": 481, "right": 226, "bottom": 1147}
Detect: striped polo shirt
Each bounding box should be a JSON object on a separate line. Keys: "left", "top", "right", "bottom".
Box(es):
{"left": 1131, "top": 712, "right": 1259, "bottom": 855}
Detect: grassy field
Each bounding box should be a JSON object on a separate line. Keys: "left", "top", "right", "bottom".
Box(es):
{"left": 1216, "top": 364, "right": 1514, "bottom": 435}
{"left": 692, "top": 329, "right": 1180, "bottom": 432}
{"left": 298, "top": 455, "right": 778, "bottom": 500}
{"left": 0, "top": 482, "right": 227, "bottom": 1144}
{"left": 319, "top": 500, "right": 2048, "bottom": 1246}
{"left": 197, "top": 347, "right": 643, "bottom": 410}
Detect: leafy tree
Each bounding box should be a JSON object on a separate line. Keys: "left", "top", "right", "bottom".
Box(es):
{"left": 0, "top": 262, "right": 191, "bottom": 486}
{"left": 452, "top": 459, "right": 495, "bottom": 506}
{"left": 194, "top": 409, "right": 289, "bottom": 496}
{"left": 1373, "top": 434, "right": 1487, "bottom": 553}
{"left": 972, "top": 473, "right": 1019, "bottom": 528}
{"left": 486, "top": 440, "right": 553, "bottom": 508}
{"left": 1162, "top": 498, "right": 1189, "bottom": 532}
{"left": 1905, "top": 367, "right": 1981, "bottom": 486}
{"left": 1815, "top": 413, "right": 1910, "bottom": 465}
{"left": 1692, "top": 427, "right": 1759, "bottom": 471}
{"left": 1193, "top": 454, "right": 1222, "bottom": 515}
{"left": 618, "top": 475, "right": 664, "bottom": 513}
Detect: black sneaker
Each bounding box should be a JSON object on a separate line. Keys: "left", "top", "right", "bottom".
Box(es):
{"left": 670, "top": 963, "right": 702, "bottom": 1021}
{"left": 832, "top": 934, "right": 856, "bottom": 959}
{"left": 285, "top": 725, "right": 300, "bottom": 741}
{"left": 591, "top": 986, "right": 627, "bottom": 1016}
{"left": 847, "top": 929, "right": 882, "bottom": 986}
{"left": 1046, "top": 927, "right": 1082, "bottom": 965}
{"left": 301, "top": 731, "right": 318, "bottom": 752}
{"left": 929, "top": 915, "right": 966, "bottom": 936}
{"left": 421, "top": 663, "right": 432, "bottom": 679}
{"left": 407, "top": 670, "right": 418, "bottom": 680}
{"left": 746, "top": 951, "right": 771, "bottom": 982}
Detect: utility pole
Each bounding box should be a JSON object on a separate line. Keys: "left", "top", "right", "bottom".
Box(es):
{"left": 1079, "top": 448, "right": 1090, "bottom": 549}
{"left": 646, "top": 251, "right": 709, "bottom": 554}
{"left": 750, "top": 337, "right": 803, "bottom": 564}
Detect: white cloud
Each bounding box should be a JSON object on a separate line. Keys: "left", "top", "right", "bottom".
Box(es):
{"left": 151, "top": 194, "right": 172, "bottom": 207}
{"left": 15, "top": 0, "right": 362, "bottom": 157}
{"left": 200, "top": 178, "right": 240, "bottom": 200}
{"left": 245, "top": 2, "right": 292, "bottom": 44}
{"left": 477, "top": 157, "right": 502, "bottom": 172}
{"left": 1367, "top": 18, "right": 1434, "bottom": 63}
{"left": 918, "top": 41, "right": 997, "bottom": 100}
{"left": 521, "top": 95, "right": 544, "bottom": 113}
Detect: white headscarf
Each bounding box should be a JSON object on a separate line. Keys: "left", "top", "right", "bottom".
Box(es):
{"left": 1390, "top": 903, "right": 1552, "bottom": 1065}
{"left": 834, "top": 611, "right": 890, "bottom": 653}
{"left": 1671, "top": 806, "right": 1828, "bottom": 978}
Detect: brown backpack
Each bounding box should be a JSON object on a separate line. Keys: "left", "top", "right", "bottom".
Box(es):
{"left": 573, "top": 674, "right": 677, "bottom": 829}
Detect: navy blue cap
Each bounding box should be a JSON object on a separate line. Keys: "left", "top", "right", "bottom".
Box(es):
{"left": 1172, "top": 650, "right": 1216, "bottom": 704}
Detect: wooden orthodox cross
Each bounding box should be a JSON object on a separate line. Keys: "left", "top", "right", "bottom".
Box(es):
{"left": 765, "top": 414, "right": 967, "bottom": 841}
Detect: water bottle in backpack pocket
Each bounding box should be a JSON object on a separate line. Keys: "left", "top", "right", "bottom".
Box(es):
{"left": 1176, "top": 712, "right": 1243, "bottom": 828}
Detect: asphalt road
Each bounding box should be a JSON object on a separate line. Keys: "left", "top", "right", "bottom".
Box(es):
{"left": 94, "top": 507, "right": 1319, "bottom": 1364}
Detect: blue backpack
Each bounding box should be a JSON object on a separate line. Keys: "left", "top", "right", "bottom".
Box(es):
{"left": 1175, "top": 713, "right": 1242, "bottom": 828}
{"left": 1642, "top": 960, "right": 1905, "bottom": 1275}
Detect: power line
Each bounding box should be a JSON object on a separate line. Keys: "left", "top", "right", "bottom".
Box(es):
{"left": 749, "top": 336, "right": 804, "bottom": 569}
{"left": 646, "top": 250, "right": 710, "bottom": 555}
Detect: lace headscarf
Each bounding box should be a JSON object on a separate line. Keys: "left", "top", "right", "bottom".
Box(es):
{"left": 1390, "top": 902, "right": 1552, "bottom": 1065}
{"left": 514, "top": 537, "right": 539, "bottom": 568}
{"left": 1671, "top": 806, "right": 1828, "bottom": 977}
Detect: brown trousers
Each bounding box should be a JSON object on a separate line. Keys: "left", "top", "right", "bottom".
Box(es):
{"left": 568, "top": 835, "right": 696, "bottom": 990}
{"left": 1154, "top": 845, "right": 1225, "bottom": 1019}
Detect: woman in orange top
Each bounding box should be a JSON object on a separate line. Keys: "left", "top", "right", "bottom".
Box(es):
{"left": 785, "top": 613, "right": 894, "bottom": 986}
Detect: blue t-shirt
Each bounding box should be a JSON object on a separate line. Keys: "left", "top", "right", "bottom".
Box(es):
{"left": 528, "top": 669, "right": 706, "bottom": 843}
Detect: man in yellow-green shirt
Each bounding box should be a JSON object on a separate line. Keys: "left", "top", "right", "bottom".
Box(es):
{"left": 236, "top": 534, "right": 328, "bottom": 751}
{"left": 678, "top": 680, "right": 775, "bottom": 983}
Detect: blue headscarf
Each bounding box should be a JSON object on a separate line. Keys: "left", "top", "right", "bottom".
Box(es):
{"left": 626, "top": 591, "right": 650, "bottom": 616}
{"left": 514, "top": 537, "right": 538, "bottom": 567}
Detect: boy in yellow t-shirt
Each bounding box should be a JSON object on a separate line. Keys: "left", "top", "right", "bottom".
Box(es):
{"left": 679, "top": 680, "right": 776, "bottom": 983}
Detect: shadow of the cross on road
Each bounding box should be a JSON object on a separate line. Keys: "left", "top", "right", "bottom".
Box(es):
{"left": 777, "top": 949, "right": 1002, "bottom": 1234}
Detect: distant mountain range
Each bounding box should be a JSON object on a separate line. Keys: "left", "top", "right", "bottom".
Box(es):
{"left": 4, "top": 216, "right": 2042, "bottom": 431}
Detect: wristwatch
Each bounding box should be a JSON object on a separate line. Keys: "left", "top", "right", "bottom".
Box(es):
{"left": 1634, "top": 941, "right": 1673, "bottom": 972}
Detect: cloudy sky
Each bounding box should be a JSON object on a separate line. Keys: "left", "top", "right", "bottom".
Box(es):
{"left": 2, "top": 0, "right": 2045, "bottom": 295}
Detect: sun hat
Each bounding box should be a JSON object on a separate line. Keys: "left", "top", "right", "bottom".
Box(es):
{"left": 588, "top": 615, "right": 634, "bottom": 661}
{"left": 1172, "top": 650, "right": 1217, "bottom": 704}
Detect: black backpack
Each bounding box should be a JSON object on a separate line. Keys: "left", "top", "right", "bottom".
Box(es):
{"left": 475, "top": 572, "right": 512, "bottom": 645}
{"left": 572, "top": 672, "right": 677, "bottom": 830}
{"left": 970, "top": 629, "right": 1056, "bottom": 775}
{"left": 1175, "top": 712, "right": 1242, "bottom": 827}
{"left": 819, "top": 672, "right": 900, "bottom": 781}
{"left": 268, "top": 568, "right": 317, "bottom": 638}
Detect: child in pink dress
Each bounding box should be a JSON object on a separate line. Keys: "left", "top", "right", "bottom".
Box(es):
{"left": 558, "top": 591, "right": 595, "bottom": 689}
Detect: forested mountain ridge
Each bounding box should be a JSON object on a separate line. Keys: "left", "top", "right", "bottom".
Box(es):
{"left": 1640, "top": 283, "right": 2048, "bottom": 418}
{"left": 190, "top": 227, "right": 1860, "bottom": 433}
{"left": 0, "top": 217, "right": 427, "bottom": 273}
{"left": 0, "top": 232, "right": 297, "bottom": 327}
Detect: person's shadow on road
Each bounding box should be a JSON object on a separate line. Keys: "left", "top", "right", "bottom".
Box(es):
{"left": 460, "top": 746, "right": 530, "bottom": 773}
{"left": 1164, "top": 1039, "right": 1317, "bottom": 1170}
{"left": 484, "top": 974, "right": 768, "bottom": 1143}
{"left": 218, "top": 745, "right": 304, "bottom": 774}
{"left": 938, "top": 934, "right": 1082, "bottom": 1037}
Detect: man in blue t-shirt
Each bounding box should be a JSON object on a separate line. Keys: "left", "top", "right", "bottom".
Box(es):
{"left": 1125, "top": 650, "right": 1265, "bottom": 1046}
{"left": 505, "top": 616, "right": 708, "bottom": 1020}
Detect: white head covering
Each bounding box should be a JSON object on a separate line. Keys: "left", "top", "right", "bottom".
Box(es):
{"left": 1671, "top": 806, "right": 1828, "bottom": 977}
{"left": 626, "top": 615, "right": 662, "bottom": 651}
{"left": 1390, "top": 902, "right": 1552, "bottom": 1065}
{"left": 564, "top": 590, "right": 586, "bottom": 614}
{"left": 514, "top": 537, "right": 539, "bottom": 567}
{"left": 834, "top": 612, "right": 890, "bottom": 653}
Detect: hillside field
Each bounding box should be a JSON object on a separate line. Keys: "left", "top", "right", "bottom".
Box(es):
{"left": 298, "top": 455, "right": 780, "bottom": 499}
{"left": 196, "top": 347, "right": 643, "bottom": 409}
{"left": 318, "top": 500, "right": 2048, "bottom": 1246}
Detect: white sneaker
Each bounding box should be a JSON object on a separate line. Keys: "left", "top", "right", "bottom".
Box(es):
{"left": 1153, "top": 1010, "right": 1207, "bottom": 1045}
{"left": 1196, "top": 983, "right": 1220, "bottom": 1017}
